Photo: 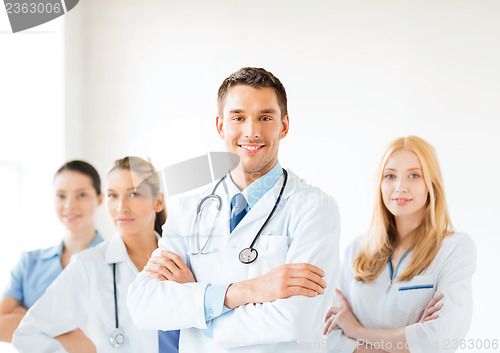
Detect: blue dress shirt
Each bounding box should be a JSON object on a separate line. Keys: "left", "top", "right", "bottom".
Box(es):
{"left": 3, "top": 232, "right": 103, "bottom": 308}
{"left": 202, "top": 162, "right": 283, "bottom": 337}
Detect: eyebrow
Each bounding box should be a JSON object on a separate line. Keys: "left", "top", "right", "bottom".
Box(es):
{"left": 228, "top": 108, "right": 278, "bottom": 115}
{"left": 56, "top": 187, "right": 90, "bottom": 193}
{"left": 384, "top": 168, "right": 422, "bottom": 172}
{"left": 106, "top": 187, "right": 136, "bottom": 192}
{"left": 259, "top": 108, "right": 277, "bottom": 114}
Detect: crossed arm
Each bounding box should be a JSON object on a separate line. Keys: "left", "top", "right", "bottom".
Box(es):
{"left": 145, "top": 255, "right": 440, "bottom": 353}
{"left": 128, "top": 193, "right": 340, "bottom": 347}
{"left": 323, "top": 235, "right": 476, "bottom": 353}
{"left": 323, "top": 290, "right": 443, "bottom": 353}
{"left": 0, "top": 296, "right": 27, "bottom": 342}
{"left": 145, "top": 250, "right": 327, "bottom": 308}
{"left": 0, "top": 296, "right": 96, "bottom": 353}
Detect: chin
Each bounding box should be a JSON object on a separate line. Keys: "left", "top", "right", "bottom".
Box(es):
{"left": 65, "top": 221, "right": 82, "bottom": 229}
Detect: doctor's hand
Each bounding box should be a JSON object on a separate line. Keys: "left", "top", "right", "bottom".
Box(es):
{"left": 224, "top": 263, "right": 326, "bottom": 309}
{"left": 144, "top": 251, "right": 196, "bottom": 283}
{"left": 323, "top": 289, "right": 362, "bottom": 338}
{"left": 418, "top": 293, "right": 444, "bottom": 323}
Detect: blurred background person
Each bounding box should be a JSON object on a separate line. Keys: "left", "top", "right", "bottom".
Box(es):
{"left": 0, "top": 160, "right": 104, "bottom": 352}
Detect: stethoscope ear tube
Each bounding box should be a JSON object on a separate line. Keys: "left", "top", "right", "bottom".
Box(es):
{"left": 193, "top": 195, "right": 222, "bottom": 255}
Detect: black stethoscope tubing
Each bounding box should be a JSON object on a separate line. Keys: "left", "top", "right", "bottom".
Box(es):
{"left": 207, "top": 168, "right": 288, "bottom": 264}
{"left": 109, "top": 263, "right": 124, "bottom": 348}
{"left": 112, "top": 263, "right": 119, "bottom": 329}
{"left": 247, "top": 168, "right": 288, "bottom": 250}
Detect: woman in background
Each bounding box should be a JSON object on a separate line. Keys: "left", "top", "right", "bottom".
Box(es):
{"left": 0, "top": 160, "right": 103, "bottom": 352}
{"left": 325, "top": 136, "right": 476, "bottom": 353}
{"left": 13, "top": 156, "right": 180, "bottom": 353}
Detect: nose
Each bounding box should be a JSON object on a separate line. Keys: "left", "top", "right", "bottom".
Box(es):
{"left": 243, "top": 118, "right": 261, "bottom": 139}
{"left": 63, "top": 196, "right": 76, "bottom": 209}
{"left": 395, "top": 177, "right": 408, "bottom": 193}
{"left": 116, "top": 197, "right": 129, "bottom": 213}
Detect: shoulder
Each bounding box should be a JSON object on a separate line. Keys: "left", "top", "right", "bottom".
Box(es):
{"left": 166, "top": 182, "right": 214, "bottom": 211}
{"left": 439, "top": 232, "right": 476, "bottom": 259}
{"left": 20, "top": 242, "right": 61, "bottom": 265}
{"left": 285, "top": 170, "right": 338, "bottom": 213}
{"left": 71, "top": 239, "right": 110, "bottom": 265}
{"left": 344, "top": 235, "right": 364, "bottom": 260}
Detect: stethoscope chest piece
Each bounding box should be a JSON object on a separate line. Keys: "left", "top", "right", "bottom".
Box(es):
{"left": 109, "top": 328, "right": 125, "bottom": 348}
{"left": 239, "top": 247, "right": 258, "bottom": 264}
{"left": 194, "top": 169, "right": 288, "bottom": 264}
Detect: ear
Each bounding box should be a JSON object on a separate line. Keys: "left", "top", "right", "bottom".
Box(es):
{"left": 154, "top": 193, "right": 165, "bottom": 213}
{"left": 280, "top": 115, "right": 290, "bottom": 139}
{"left": 216, "top": 115, "right": 225, "bottom": 140}
{"left": 97, "top": 193, "right": 104, "bottom": 207}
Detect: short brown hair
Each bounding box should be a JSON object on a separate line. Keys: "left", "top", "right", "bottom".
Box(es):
{"left": 217, "top": 67, "right": 288, "bottom": 118}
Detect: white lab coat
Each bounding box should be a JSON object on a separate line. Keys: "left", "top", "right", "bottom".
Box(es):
{"left": 128, "top": 170, "right": 340, "bottom": 353}
{"left": 13, "top": 235, "right": 159, "bottom": 353}
{"left": 327, "top": 232, "right": 476, "bottom": 353}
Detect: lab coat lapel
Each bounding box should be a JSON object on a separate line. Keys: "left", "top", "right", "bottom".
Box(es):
{"left": 104, "top": 234, "right": 129, "bottom": 265}
{"left": 104, "top": 233, "right": 155, "bottom": 274}
{"left": 232, "top": 172, "right": 291, "bottom": 240}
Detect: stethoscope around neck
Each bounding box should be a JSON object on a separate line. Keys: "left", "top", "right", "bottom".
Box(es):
{"left": 192, "top": 168, "right": 288, "bottom": 264}
{"left": 109, "top": 263, "right": 125, "bottom": 348}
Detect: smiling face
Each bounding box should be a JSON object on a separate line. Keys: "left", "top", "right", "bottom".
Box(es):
{"left": 381, "top": 149, "right": 429, "bottom": 223}
{"left": 216, "top": 85, "right": 289, "bottom": 183}
{"left": 54, "top": 171, "right": 102, "bottom": 232}
{"left": 105, "top": 169, "right": 164, "bottom": 237}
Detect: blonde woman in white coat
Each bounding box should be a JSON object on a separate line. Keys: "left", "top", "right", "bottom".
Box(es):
{"left": 324, "top": 136, "right": 476, "bottom": 353}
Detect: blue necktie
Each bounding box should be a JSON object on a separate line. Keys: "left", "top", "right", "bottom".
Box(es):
{"left": 158, "top": 329, "right": 180, "bottom": 352}
{"left": 230, "top": 193, "right": 247, "bottom": 232}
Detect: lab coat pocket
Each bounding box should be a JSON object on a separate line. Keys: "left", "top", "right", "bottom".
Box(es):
{"left": 396, "top": 274, "right": 434, "bottom": 314}
{"left": 256, "top": 233, "right": 289, "bottom": 267}
{"left": 246, "top": 233, "right": 289, "bottom": 279}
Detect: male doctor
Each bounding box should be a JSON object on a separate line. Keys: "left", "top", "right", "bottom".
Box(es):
{"left": 128, "top": 67, "right": 340, "bottom": 352}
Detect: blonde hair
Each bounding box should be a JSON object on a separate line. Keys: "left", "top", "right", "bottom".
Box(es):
{"left": 354, "top": 136, "right": 453, "bottom": 282}
{"left": 108, "top": 156, "right": 166, "bottom": 236}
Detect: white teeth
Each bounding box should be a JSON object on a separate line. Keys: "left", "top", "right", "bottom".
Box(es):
{"left": 242, "top": 145, "right": 261, "bottom": 150}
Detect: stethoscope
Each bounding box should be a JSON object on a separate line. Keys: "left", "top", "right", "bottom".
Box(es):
{"left": 192, "top": 168, "right": 288, "bottom": 264}
{"left": 109, "top": 263, "right": 125, "bottom": 348}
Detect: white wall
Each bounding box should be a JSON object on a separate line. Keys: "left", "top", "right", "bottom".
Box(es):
{"left": 2, "top": 0, "right": 499, "bottom": 351}
{"left": 0, "top": 11, "right": 65, "bottom": 353}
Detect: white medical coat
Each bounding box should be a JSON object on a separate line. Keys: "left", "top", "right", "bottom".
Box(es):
{"left": 128, "top": 170, "right": 341, "bottom": 352}
{"left": 13, "top": 235, "right": 159, "bottom": 353}
{"left": 327, "top": 232, "right": 476, "bottom": 353}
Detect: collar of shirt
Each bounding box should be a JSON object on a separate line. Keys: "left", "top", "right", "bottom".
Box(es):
{"left": 104, "top": 231, "right": 160, "bottom": 264}
{"left": 40, "top": 231, "right": 104, "bottom": 261}
{"left": 225, "top": 161, "right": 283, "bottom": 212}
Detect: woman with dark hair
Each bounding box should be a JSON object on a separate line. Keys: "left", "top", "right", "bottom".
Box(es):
{"left": 0, "top": 160, "right": 104, "bottom": 350}
{"left": 13, "top": 156, "right": 180, "bottom": 353}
